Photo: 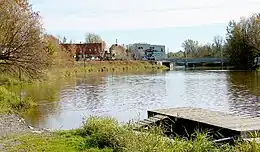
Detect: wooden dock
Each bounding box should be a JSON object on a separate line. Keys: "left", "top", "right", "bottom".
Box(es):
{"left": 134, "top": 115, "right": 168, "bottom": 130}
{"left": 140, "top": 107, "right": 260, "bottom": 139}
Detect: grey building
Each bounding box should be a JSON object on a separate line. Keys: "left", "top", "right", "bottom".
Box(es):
{"left": 128, "top": 43, "right": 166, "bottom": 60}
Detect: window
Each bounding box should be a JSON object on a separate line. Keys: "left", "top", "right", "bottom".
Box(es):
{"left": 94, "top": 48, "right": 97, "bottom": 52}
{"left": 89, "top": 49, "right": 92, "bottom": 52}
{"left": 161, "top": 48, "right": 163, "bottom": 52}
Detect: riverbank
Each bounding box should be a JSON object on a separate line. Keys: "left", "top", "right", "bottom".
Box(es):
{"left": 46, "top": 60, "right": 168, "bottom": 80}
{"left": 0, "top": 116, "right": 259, "bottom": 151}
{"left": 0, "top": 61, "right": 167, "bottom": 84}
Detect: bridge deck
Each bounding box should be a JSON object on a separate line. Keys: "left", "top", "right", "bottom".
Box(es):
{"left": 148, "top": 107, "right": 260, "bottom": 132}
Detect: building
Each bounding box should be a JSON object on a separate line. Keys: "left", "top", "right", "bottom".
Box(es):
{"left": 128, "top": 43, "right": 166, "bottom": 60}
{"left": 108, "top": 44, "right": 128, "bottom": 60}
{"left": 61, "top": 43, "right": 104, "bottom": 60}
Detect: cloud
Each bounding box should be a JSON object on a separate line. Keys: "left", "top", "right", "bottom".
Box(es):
{"left": 31, "top": 0, "right": 260, "bottom": 32}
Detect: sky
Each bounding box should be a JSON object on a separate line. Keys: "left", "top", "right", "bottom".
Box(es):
{"left": 30, "top": 0, "right": 260, "bottom": 52}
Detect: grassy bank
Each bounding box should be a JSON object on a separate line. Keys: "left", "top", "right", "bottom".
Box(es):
{"left": 46, "top": 60, "right": 168, "bottom": 79}
{"left": 0, "top": 61, "right": 168, "bottom": 84}
{"left": 1, "top": 117, "right": 259, "bottom": 152}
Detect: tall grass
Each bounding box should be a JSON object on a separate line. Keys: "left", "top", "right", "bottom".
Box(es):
{"left": 47, "top": 60, "right": 168, "bottom": 79}
{"left": 76, "top": 117, "right": 222, "bottom": 152}
{"left": 74, "top": 117, "right": 260, "bottom": 152}
{"left": 2, "top": 116, "right": 260, "bottom": 151}
{"left": 0, "top": 86, "right": 36, "bottom": 114}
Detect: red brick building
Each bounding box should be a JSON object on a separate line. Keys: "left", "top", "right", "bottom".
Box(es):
{"left": 61, "top": 43, "right": 104, "bottom": 59}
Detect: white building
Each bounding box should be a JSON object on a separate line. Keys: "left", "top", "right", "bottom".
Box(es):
{"left": 128, "top": 43, "right": 166, "bottom": 60}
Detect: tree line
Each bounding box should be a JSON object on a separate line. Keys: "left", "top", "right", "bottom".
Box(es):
{"left": 168, "top": 35, "right": 224, "bottom": 59}
{"left": 168, "top": 14, "right": 260, "bottom": 70}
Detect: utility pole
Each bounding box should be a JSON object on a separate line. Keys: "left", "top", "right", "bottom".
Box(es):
{"left": 185, "top": 50, "right": 188, "bottom": 68}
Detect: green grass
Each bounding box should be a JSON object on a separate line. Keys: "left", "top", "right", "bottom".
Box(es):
{"left": 2, "top": 131, "right": 113, "bottom": 152}
{"left": 1, "top": 117, "right": 260, "bottom": 152}
{"left": 0, "top": 86, "right": 36, "bottom": 114}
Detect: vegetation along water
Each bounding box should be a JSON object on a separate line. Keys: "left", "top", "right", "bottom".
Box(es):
{"left": 1, "top": 0, "right": 260, "bottom": 151}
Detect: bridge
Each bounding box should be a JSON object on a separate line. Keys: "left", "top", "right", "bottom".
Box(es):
{"left": 161, "top": 57, "right": 228, "bottom": 68}
{"left": 164, "top": 57, "right": 228, "bottom": 64}
{"left": 151, "top": 57, "right": 229, "bottom": 69}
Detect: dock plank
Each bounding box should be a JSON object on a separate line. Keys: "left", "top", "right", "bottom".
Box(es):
{"left": 134, "top": 115, "right": 168, "bottom": 130}
{"left": 149, "top": 107, "right": 260, "bottom": 132}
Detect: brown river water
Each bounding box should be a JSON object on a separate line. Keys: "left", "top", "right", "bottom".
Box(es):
{"left": 19, "top": 70, "right": 260, "bottom": 130}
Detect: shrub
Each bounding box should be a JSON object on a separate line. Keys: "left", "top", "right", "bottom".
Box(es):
{"left": 0, "top": 86, "right": 36, "bottom": 113}
{"left": 78, "top": 117, "right": 129, "bottom": 151}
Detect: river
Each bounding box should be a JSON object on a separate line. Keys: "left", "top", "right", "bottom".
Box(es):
{"left": 20, "top": 70, "right": 260, "bottom": 130}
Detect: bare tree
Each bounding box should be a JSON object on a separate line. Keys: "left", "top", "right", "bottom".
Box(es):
{"left": 213, "top": 36, "right": 223, "bottom": 49}
{"left": 182, "top": 39, "right": 199, "bottom": 57}
{"left": 44, "top": 34, "right": 76, "bottom": 67}
{"left": 0, "top": 1, "right": 50, "bottom": 78}
{"left": 85, "top": 33, "right": 102, "bottom": 43}
{"left": 212, "top": 35, "right": 224, "bottom": 57}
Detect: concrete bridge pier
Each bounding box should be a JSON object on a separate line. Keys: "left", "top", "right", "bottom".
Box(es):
{"left": 156, "top": 61, "right": 173, "bottom": 70}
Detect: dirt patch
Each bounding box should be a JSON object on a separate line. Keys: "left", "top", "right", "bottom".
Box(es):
{"left": 0, "top": 114, "right": 48, "bottom": 138}
{"left": 0, "top": 114, "right": 51, "bottom": 151}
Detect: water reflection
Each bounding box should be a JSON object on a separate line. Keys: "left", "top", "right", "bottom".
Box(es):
{"left": 182, "top": 71, "right": 230, "bottom": 112}
{"left": 22, "top": 77, "right": 77, "bottom": 128}
{"left": 21, "top": 71, "right": 260, "bottom": 130}
{"left": 227, "top": 71, "right": 260, "bottom": 116}
{"left": 23, "top": 72, "right": 168, "bottom": 129}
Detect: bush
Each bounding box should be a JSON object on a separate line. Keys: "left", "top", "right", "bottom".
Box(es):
{"left": 0, "top": 86, "right": 36, "bottom": 113}
{"left": 77, "top": 117, "right": 219, "bottom": 152}
{"left": 78, "top": 117, "right": 129, "bottom": 151}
